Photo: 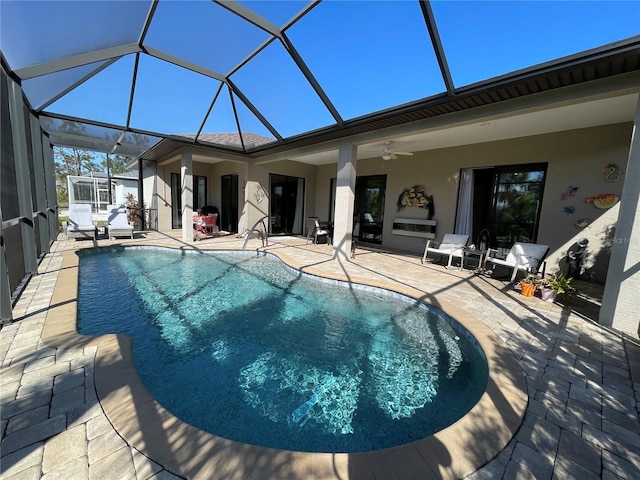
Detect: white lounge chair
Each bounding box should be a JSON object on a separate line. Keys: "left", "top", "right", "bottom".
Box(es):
{"left": 484, "top": 242, "right": 549, "bottom": 282}
{"left": 421, "top": 234, "right": 469, "bottom": 269}
{"left": 107, "top": 204, "right": 134, "bottom": 240}
{"left": 66, "top": 204, "right": 96, "bottom": 240}
{"left": 306, "top": 217, "right": 330, "bottom": 245}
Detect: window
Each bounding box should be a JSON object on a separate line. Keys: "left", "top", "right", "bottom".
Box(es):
{"left": 195, "top": 175, "right": 207, "bottom": 210}
{"left": 171, "top": 173, "right": 208, "bottom": 229}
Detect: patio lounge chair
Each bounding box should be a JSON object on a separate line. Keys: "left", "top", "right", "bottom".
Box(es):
{"left": 484, "top": 242, "right": 549, "bottom": 282}
{"left": 107, "top": 204, "right": 134, "bottom": 240}
{"left": 306, "top": 217, "right": 330, "bottom": 245}
{"left": 421, "top": 234, "right": 469, "bottom": 269}
{"left": 66, "top": 203, "right": 97, "bottom": 240}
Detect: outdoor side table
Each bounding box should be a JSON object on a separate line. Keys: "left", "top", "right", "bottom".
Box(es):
{"left": 464, "top": 248, "right": 487, "bottom": 273}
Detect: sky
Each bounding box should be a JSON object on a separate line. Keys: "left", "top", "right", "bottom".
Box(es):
{"left": 2, "top": 0, "right": 639, "bottom": 144}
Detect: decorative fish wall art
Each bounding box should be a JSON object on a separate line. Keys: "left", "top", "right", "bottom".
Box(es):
{"left": 585, "top": 193, "right": 619, "bottom": 209}
{"left": 561, "top": 186, "right": 578, "bottom": 200}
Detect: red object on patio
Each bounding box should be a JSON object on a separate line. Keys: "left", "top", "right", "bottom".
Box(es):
{"left": 193, "top": 214, "right": 219, "bottom": 241}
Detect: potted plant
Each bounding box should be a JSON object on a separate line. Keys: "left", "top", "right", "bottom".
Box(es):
{"left": 519, "top": 273, "right": 540, "bottom": 297}
{"left": 540, "top": 273, "right": 578, "bottom": 303}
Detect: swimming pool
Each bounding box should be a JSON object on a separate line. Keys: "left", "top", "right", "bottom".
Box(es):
{"left": 78, "top": 247, "right": 488, "bottom": 453}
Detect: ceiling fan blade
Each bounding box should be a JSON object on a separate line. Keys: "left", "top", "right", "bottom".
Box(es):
{"left": 390, "top": 153, "right": 398, "bottom": 160}
{"left": 393, "top": 151, "right": 413, "bottom": 156}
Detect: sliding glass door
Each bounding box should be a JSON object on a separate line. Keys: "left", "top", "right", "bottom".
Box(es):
{"left": 491, "top": 165, "right": 546, "bottom": 250}
{"left": 221, "top": 174, "right": 239, "bottom": 234}
{"left": 270, "top": 174, "right": 305, "bottom": 235}
{"left": 456, "top": 164, "right": 546, "bottom": 254}
{"left": 354, "top": 175, "right": 387, "bottom": 244}
{"left": 170, "top": 173, "right": 181, "bottom": 229}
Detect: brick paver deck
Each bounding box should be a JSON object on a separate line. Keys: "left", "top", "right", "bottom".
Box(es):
{"left": 1, "top": 232, "right": 639, "bottom": 479}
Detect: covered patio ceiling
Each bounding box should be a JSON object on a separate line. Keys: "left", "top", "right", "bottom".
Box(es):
{"left": 1, "top": 1, "right": 639, "bottom": 162}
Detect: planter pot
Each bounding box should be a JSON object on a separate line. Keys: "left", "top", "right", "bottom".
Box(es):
{"left": 520, "top": 281, "right": 536, "bottom": 297}
{"left": 540, "top": 286, "right": 557, "bottom": 303}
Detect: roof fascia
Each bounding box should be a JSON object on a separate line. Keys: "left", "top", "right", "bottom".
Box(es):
{"left": 154, "top": 144, "right": 249, "bottom": 166}
{"left": 456, "top": 35, "right": 640, "bottom": 94}
{"left": 251, "top": 70, "right": 640, "bottom": 163}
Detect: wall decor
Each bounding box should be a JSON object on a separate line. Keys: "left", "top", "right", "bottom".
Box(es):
{"left": 397, "top": 185, "right": 430, "bottom": 208}
{"left": 574, "top": 218, "right": 591, "bottom": 229}
{"left": 585, "top": 193, "right": 619, "bottom": 209}
{"left": 254, "top": 184, "right": 265, "bottom": 204}
{"left": 604, "top": 163, "right": 623, "bottom": 182}
{"left": 563, "top": 206, "right": 575, "bottom": 215}
{"left": 561, "top": 186, "right": 578, "bottom": 200}
{"left": 396, "top": 185, "right": 434, "bottom": 219}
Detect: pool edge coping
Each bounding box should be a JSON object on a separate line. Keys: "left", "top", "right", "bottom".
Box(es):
{"left": 42, "top": 245, "right": 527, "bottom": 480}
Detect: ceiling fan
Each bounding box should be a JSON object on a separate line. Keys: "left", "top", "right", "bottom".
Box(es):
{"left": 381, "top": 142, "right": 414, "bottom": 160}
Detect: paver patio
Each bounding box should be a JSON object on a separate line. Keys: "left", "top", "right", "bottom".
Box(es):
{"left": 1, "top": 232, "right": 639, "bottom": 479}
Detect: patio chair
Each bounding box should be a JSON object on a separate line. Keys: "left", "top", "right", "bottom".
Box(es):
{"left": 107, "top": 204, "right": 134, "bottom": 240}
{"left": 66, "top": 203, "right": 97, "bottom": 240}
{"left": 306, "top": 217, "right": 330, "bottom": 245}
{"left": 421, "top": 234, "right": 469, "bottom": 269}
{"left": 193, "top": 214, "right": 219, "bottom": 241}
{"left": 484, "top": 242, "right": 549, "bottom": 282}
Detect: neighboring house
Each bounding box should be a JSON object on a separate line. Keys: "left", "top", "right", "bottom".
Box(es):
{"left": 67, "top": 172, "right": 139, "bottom": 212}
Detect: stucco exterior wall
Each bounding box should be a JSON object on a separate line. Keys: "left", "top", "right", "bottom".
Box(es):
{"left": 350, "top": 123, "right": 631, "bottom": 283}
{"left": 536, "top": 125, "right": 631, "bottom": 282}
{"left": 315, "top": 163, "right": 337, "bottom": 222}
{"left": 221, "top": 160, "right": 318, "bottom": 235}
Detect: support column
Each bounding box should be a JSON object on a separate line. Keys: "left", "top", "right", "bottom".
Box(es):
{"left": 1, "top": 208, "right": 13, "bottom": 324}
{"left": 8, "top": 77, "right": 37, "bottom": 275}
{"left": 42, "top": 134, "right": 58, "bottom": 241}
{"left": 180, "top": 151, "right": 193, "bottom": 243}
{"left": 30, "top": 115, "right": 49, "bottom": 252}
{"left": 599, "top": 96, "right": 640, "bottom": 333}
{"left": 332, "top": 143, "right": 357, "bottom": 261}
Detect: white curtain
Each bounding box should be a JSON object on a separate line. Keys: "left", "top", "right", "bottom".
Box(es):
{"left": 291, "top": 178, "right": 305, "bottom": 234}
{"left": 455, "top": 169, "right": 474, "bottom": 237}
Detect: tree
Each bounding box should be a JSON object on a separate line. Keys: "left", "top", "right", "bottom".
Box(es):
{"left": 53, "top": 147, "right": 133, "bottom": 205}
{"left": 103, "top": 154, "right": 130, "bottom": 175}
{"left": 54, "top": 146, "right": 101, "bottom": 176}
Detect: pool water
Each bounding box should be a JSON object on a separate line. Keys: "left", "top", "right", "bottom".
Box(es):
{"left": 78, "top": 247, "right": 488, "bottom": 453}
